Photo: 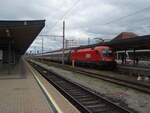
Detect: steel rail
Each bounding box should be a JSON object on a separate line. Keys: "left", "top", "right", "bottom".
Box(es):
{"left": 60, "top": 65, "right": 150, "bottom": 94}
{"left": 36, "top": 60, "right": 150, "bottom": 94}
{"left": 29, "top": 61, "right": 133, "bottom": 113}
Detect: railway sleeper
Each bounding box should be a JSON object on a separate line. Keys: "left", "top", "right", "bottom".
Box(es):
{"left": 58, "top": 84, "right": 77, "bottom": 87}
{"left": 69, "top": 92, "right": 89, "bottom": 96}
{"left": 63, "top": 88, "right": 83, "bottom": 92}
{"left": 82, "top": 100, "right": 102, "bottom": 105}
{"left": 85, "top": 104, "right": 106, "bottom": 108}
{"left": 87, "top": 106, "right": 115, "bottom": 113}
{"left": 77, "top": 97, "right": 98, "bottom": 102}
{"left": 74, "top": 95, "right": 95, "bottom": 99}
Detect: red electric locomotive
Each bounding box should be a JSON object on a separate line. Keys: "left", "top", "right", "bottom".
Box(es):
{"left": 70, "top": 46, "right": 116, "bottom": 68}
{"left": 36, "top": 46, "right": 116, "bottom": 69}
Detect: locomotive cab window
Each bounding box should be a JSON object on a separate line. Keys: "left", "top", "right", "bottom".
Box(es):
{"left": 102, "top": 49, "right": 113, "bottom": 57}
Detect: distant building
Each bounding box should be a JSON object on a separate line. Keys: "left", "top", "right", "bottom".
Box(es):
{"left": 95, "top": 38, "right": 111, "bottom": 43}
{"left": 64, "top": 39, "right": 86, "bottom": 48}
{"left": 111, "top": 32, "right": 138, "bottom": 41}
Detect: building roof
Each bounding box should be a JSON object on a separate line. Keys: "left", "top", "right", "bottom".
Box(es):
{"left": 107, "top": 35, "right": 150, "bottom": 50}
{"left": 0, "top": 20, "right": 45, "bottom": 54}
{"left": 111, "top": 32, "right": 138, "bottom": 41}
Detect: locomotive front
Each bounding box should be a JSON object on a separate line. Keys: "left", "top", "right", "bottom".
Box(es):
{"left": 96, "top": 46, "right": 116, "bottom": 68}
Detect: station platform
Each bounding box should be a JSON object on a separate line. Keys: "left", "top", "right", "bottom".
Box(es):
{"left": 0, "top": 58, "right": 80, "bottom": 113}
{"left": 116, "top": 60, "right": 150, "bottom": 77}
{"left": 117, "top": 60, "right": 150, "bottom": 68}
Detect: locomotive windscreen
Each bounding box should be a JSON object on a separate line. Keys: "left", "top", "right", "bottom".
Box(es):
{"left": 102, "top": 49, "right": 113, "bottom": 57}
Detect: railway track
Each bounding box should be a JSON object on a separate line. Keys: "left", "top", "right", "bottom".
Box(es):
{"left": 29, "top": 61, "right": 133, "bottom": 113}
{"left": 68, "top": 68, "right": 150, "bottom": 94}
{"left": 39, "top": 60, "right": 150, "bottom": 94}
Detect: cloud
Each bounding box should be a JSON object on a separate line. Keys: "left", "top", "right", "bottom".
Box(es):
{"left": 0, "top": 0, "right": 149, "bottom": 53}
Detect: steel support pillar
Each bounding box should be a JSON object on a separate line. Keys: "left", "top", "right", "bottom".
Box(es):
{"left": 133, "top": 49, "right": 136, "bottom": 65}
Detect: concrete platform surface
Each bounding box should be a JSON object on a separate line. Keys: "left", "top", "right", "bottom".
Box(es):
{"left": 0, "top": 59, "right": 53, "bottom": 113}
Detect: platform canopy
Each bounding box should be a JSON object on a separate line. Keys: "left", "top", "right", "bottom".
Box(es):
{"left": 71, "top": 35, "right": 150, "bottom": 51}
{"left": 106, "top": 35, "right": 150, "bottom": 50}
{"left": 0, "top": 20, "right": 45, "bottom": 54}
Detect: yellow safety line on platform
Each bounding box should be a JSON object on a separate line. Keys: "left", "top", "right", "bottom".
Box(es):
{"left": 25, "top": 60, "right": 64, "bottom": 113}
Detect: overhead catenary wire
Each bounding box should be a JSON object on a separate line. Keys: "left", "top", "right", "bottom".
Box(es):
{"left": 39, "top": 0, "right": 81, "bottom": 44}
{"left": 102, "top": 6, "right": 150, "bottom": 26}
{"left": 90, "top": 6, "right": 150, "bottom": 38}
{"left": 50, "top": 0, "right": 81, "bottom": 32}
{"left": 38, "top": 3, "right": 150, "bottom": 51}
{"left": 44, "top": 3, "right": 150, "bottom": 37}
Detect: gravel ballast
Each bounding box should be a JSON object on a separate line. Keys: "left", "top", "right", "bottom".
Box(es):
{"left": 33, "top": 60, "right": 150, "bottom": 113}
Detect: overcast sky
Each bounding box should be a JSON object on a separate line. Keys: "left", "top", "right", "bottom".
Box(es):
{"left": 0, "top": 0, "right": 150, "bottom": 53}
